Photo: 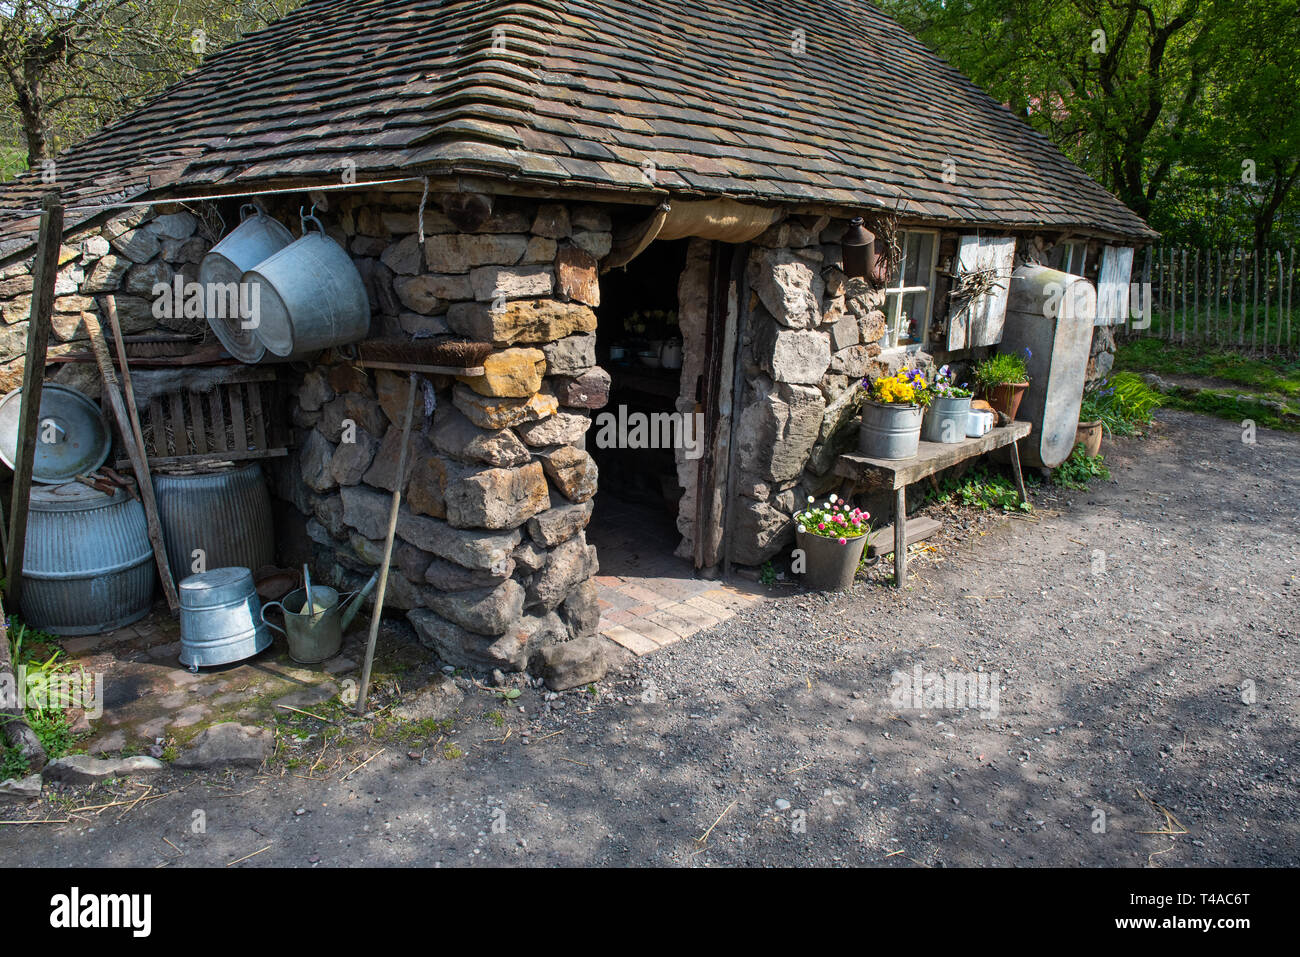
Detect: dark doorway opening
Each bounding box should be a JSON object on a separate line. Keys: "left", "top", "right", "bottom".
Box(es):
{"left": 589, "top": 238, "right": 691, "bottom": 572}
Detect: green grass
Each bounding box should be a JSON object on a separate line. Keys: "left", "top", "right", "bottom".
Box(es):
{"left": 1117, "top": 338, "right": 1300, "bottom": 396}
{"left": 1, "top": 619, "right": 81, "bottom": 778}
{"left": 1116, "top": 338, "right": 1300, "bottom": 432}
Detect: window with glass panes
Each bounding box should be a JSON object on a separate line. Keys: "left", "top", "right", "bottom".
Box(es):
{"left": 880, "top": 230, "right": 938, "bottom": 350}
{"left": 1049, "top": 240, "right": 1087, "bottom": 275}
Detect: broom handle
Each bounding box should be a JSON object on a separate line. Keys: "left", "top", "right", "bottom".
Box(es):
{"left": 356, "top": 373, "right": 418, "bottom": 714}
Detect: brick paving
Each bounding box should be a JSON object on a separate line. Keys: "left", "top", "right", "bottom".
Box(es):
{"left": 588, "top": 495, "right": 767, "bottom": 656}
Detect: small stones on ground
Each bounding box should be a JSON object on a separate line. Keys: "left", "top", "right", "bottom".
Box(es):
{"left": 172, "top": 723, "right": 274, "bottom": 769}
{"left": 0, "top": 774, "right": 43, "bottom": 799}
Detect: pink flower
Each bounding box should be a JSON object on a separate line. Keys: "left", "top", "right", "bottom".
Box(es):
{"left": 818, "top": 523, "right": 825, "bottom": 530}
{"left": 838, "top": 537, "right": 847, "bottom": 545}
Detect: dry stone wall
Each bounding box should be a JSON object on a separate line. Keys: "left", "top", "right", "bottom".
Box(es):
{"left": 286, "top": 193, "right": 613, "bottom": 674}
{"left": 0, "top": 205, "right": 212, "bottom": 394}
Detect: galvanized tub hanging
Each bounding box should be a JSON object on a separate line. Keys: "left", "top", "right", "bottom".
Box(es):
{"left": 20, "top": 483, "right": 154, "bottom": 635}
{"left": 244, "top": 211, "right": 369, "bottom": 360}
{"left": 153, "top": 463, "right": 275, "bottom": 579}
{"left": 0, "top": 383, "right": 111, "bottom": 484}
{"left": 178, "top": 567, "right": 271, "bottom": 668}
{"left": 199, "top": 204, "right": 295, "bottom": 364}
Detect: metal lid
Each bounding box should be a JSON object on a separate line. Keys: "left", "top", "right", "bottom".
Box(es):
{"left": 0, "top": 384, "right": 112, "bottom": 484}
{"left": 179, "top": 566, "right": 257, "bottom": 608}
{"left": 29, "top": 481, "right": 126, "bottom": 512}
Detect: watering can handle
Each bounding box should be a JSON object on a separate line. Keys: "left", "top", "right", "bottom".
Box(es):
{"left": 260, "top": 600, "right": 286, "bottom": 637}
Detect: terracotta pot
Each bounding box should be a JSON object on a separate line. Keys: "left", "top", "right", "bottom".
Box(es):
{"left": 981, "top": 381, "right": 1029, "bottom": 420}
{"left": 1075, "top": 420, "right": 1104, "bottom": 457}
{"left": 796, "top": 529, "right": 868, "bottom": 592}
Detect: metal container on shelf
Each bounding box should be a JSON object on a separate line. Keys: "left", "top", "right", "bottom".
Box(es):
{"left": 178, "top": 567, "right": 271, "bottom": 668}
{"left": 242, "top": 212, "right": 369, "bottom": 361}
{"left": 199, "top": 204, "right": 295, "bottom": 364}
{"left": 999, "top": 264, "right": 1097, "bottom": 468}
{"left": 153, "top": 463, "right": 274, "bottom": 580}
{"left": 19, "top": 483, "right": 154, "bottom": 635}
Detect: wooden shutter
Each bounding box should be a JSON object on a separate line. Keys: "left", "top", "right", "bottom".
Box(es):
{"left": 1095, "top": 246, "right": 1134, "bottom": 325}
{"left": 946, "top": 235, "right": 1017, "bottom": 350}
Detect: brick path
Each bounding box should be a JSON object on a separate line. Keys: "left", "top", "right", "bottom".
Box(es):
{"left": 588, "top": 496, "right": 767, "bottom": 656}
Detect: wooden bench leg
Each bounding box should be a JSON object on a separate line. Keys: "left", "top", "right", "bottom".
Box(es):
{"left": 1009, "top": 440, "right": 1028, "bottom": 505}
{"left": 893, "top": 486, "right": 906, "bottom": 587}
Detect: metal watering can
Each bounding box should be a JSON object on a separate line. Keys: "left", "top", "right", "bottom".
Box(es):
{"left": 262, "top": 571, "right": 379, "bottom": 664}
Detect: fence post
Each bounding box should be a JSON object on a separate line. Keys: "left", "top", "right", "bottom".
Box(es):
{"left": 1192, "top": 248, "right": 1200, "bottom": 343}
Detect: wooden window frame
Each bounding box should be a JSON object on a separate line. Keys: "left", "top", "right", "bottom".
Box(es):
{"left": 880, "top": 229, "right": 939, "bottom": 353}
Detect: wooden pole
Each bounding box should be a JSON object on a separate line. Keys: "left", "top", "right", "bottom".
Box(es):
{"left": 5, "top": 196, "right": 62, "bottom": 609}
{"left": 1192, "top": 248, "right": 1200, "bottom": 343}
{"left": 1214, "top": 248, "right": 1222, "bottom": 347}
{"left": 1180, "top": 248, "right": 1188, "bottom": 344}
{"left": 82, "top": 308, "right": 180, "bottom": 614}
{"left": 356, "top": 373, "right": 418, "bottom": 714}
{"left": 1252, "top": 248, "right": 1260, "bottom": 351}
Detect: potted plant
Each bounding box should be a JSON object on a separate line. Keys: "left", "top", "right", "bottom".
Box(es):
{"left": 972, "top": 349, "right": 1031, "bottom": 420}
{"left": 1075, "top": 386, "right": 1106, "bottom": 457}
{"left": 794, "top": 494, "right": 872, "bottom": 591}
{"left": 921, "top": 365, "right": 973, "bottom": 444}
{"left": 859, "top": 368, "right": 930, "bottom": 459}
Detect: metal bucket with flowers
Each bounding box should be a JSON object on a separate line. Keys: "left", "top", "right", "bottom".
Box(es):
{"left": 859, "top": 368, "right": 930, "bottom": 459}
{"left": 921, "top": 365, "right": 974, "bottom": 444}
{"left": 794, "top": 494, "right": 873, "bottom": 591}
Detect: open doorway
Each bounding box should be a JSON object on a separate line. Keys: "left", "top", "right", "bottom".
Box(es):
{"left": 588, "top": 238, "right": 691, "bottom": 577}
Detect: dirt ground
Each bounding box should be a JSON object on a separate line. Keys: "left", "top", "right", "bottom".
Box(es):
{"left": 2, "top": 408, "right": 1296, "bottom": 868}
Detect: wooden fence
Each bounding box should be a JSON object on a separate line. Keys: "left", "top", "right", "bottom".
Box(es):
{"left": 1125, "top": 246, "right": 1297, "bottom": 355}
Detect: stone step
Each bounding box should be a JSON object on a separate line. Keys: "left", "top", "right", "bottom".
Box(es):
{"left": 867, "top": 516, "right": 942, "bottom": 558}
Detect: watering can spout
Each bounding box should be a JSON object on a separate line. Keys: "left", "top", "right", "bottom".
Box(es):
{"left": 340, "top": 572, "right": 381, "bottom": 631}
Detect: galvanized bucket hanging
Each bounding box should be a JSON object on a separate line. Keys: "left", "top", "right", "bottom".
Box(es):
{"left": 243, "top": 210, "right": 369, "bottom": 361}
{"left": 199, "top": 204, "right": 295, "bottom": 364}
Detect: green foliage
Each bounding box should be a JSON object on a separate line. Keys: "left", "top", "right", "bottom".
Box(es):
{"left": 929, "top": 468, "right": 1032, "bottom": 513}
{"left": 1080, "top": 372, "right": 1164, "bottom": 436}
{"left": 0, "top": 145, "right": 26, "bottom": 182}
{"left": 2, "top": 619, "right": 78, "bottom": 777}
{"left": 1161, "top": 389, "right": 1300, "bottom": 432}
{"left": 1116, "top": 339, "right": 1300, "bottom": 397}
{"left": 881, "top": 0, "right": 1300, "bottom": 247}
{"left": 759, "top": 561, "right": 777, "bottom": 587}
{"left": 972, "top": 352, "right": 1029, "bottom": 391}
{"left": 1053, "top": 445, "right": 1112, "bottom": 490}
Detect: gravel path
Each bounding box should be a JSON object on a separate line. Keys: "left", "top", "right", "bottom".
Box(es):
{"left": 3, "top": 409, "right": 1296, "bottom": 867}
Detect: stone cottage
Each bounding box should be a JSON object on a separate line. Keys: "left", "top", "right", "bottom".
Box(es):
{"left": 0, "top": 0, "right": 1155, "bottom": 677}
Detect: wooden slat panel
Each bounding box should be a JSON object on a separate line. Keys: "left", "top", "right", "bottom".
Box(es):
{"left": 247, "top": 381, "right": 268, "bottom": 451}
{"left": 188, "top": 391, "right": 208, "bottom": 455}
{"left": 207, "top": 389, "right": 227, "bottom": 452}
{"left": 228, "top": 382, "right": 247, "bottom": 451}
{"left": 148, "top": 397, "right": 166, "bottom": 457}
{"left": 116, "top": 448, "right": 289, "bottom": 471}
{"left": 168, "top": 392, "right": 190, "bottom": 456}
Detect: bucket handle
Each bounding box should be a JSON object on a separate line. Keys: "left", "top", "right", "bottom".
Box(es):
{"left": 300, "top": 207, "right": 325, "bottom": 236}
{"left": 239, "top": 202, "right": 266, "bottom": 222}
{"left": 260, "top": 600, "right": 286, "bottom": 637}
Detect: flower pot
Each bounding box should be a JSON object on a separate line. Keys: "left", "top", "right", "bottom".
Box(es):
{"left": 1075, "top": 419, "right": 1104, "bottom": 457}
{"left": 981, "top": 382, "right": 1028, "bottom": 420}
{"left": 796, "top": 529, "right": 868, "bottom": 591}
{"left": 859, "top": 400, "right": 924, "bottom": 459}
{"left": 921, "top": 395, "right": 971, "bottom": 444}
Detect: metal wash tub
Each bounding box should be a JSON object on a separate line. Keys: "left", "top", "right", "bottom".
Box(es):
{"left": 199, "top": 204, "right": 295, "bottom": 364}
{"left": 242, "top": 211, "right": 370, "bottom": 361}
{"left": 153, "top": 463, "right": 275, "bottom": 580}
{"left": 20, "top": 483, "right": 155, "bottom": 635}
{"left": 178, "top": 567, "right": 271, "bottom": 668}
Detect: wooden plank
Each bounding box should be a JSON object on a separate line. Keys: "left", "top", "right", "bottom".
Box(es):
{"left": 168, "top": 391, "right": 189, "bottom": 456}
{"left": 355, "top": 359, "right": 485, "bottom": 376}
{"left": 115, "top": 447, "right": 288, "bottom": 471}
{"left": 835, "top": 422, "right": 1033, "bottom": 489}
{"left": 82, "top": 310, "right": 180, "bottom": 614}
{"left": 246, "top": 380, "right": 268, "bottom": 451}
{"left": 4, "top": 196, "right": 61, "bottom": 600}
{"left": 229, "top": 382, "right": 247, "bottom": 451}
{"left": 208, "top": 389, "right": 228, "bottom": 453}
{"left": 867, "top": 516, "right": 942, "bottom": 558}
{"left": 189, "top": 391, "right": 208, "bottom": 455}
{"left": 892, "top": 488, "right": 906, "bottom": 587}
{"left": 146, "top": 397, "right": 165, "bottom": 456}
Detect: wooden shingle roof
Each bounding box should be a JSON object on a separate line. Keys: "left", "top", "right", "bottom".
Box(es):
{"left": 0, "top": 0, "right": 1154, "bottom": 258}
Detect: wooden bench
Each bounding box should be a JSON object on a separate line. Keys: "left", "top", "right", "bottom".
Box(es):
{"left": 835, "top": 420, "right": 1033, "bottom": 587}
